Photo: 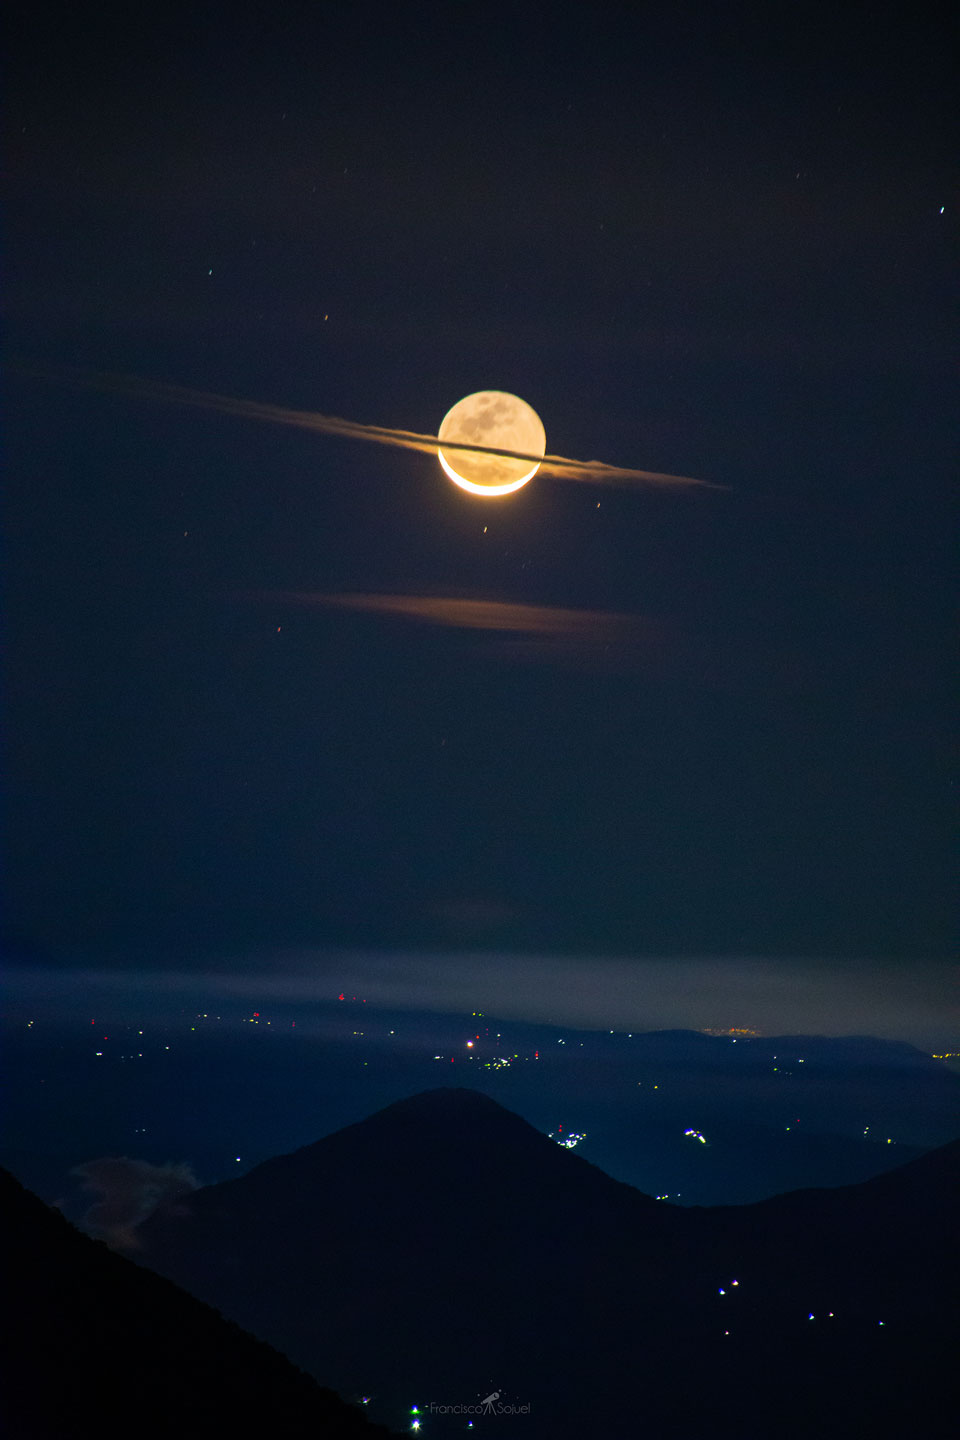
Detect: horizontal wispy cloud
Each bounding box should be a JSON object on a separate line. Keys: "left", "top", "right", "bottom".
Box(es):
{"left": 277, "top": 591, "right": 647, "bottom": 634}
{"left": 261, "top": 590, "right": 665, "bottom": 666}
{"left": 16, "top": 363, "right": 714, "bottom": 489}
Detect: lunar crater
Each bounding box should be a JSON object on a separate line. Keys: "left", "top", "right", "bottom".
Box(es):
{"left": 437, "top": 390, "right": 545, "bottom": 497}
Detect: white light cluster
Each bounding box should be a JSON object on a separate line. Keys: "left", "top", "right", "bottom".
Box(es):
{"left": 549, "top": 1130, "right": 587, "bottom": 1150}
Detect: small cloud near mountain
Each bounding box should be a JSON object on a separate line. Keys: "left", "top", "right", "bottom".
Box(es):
{"left": 72, "top": 1157, "right": 199, "bottom": 1249}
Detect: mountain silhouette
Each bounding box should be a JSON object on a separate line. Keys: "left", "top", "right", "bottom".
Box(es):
{"left": 135, "top": 1088, "right": 957, "bottom": 1438}
{"left": 0, "top": 1167, "right": 397, "bottom": 1440}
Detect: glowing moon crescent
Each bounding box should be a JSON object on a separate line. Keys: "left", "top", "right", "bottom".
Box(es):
{"left": 437, "top": 391, "right": 546, "bottom": 497}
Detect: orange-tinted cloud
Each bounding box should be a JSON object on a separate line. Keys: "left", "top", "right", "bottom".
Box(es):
{"left": 306, "top": 592, "right": 638, "bottom": 633}
{"left": 266, "top": 590, "right": 666, "bottom": 668}
{"left": 16, "top": 363, "right": 714, "bottom": 490}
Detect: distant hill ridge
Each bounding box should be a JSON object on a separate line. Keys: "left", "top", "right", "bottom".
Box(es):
{"left": 135, "top": 1086, "right": 959, "bottom": 1439}
{"left": 226, "top": 1084, "right": 667, "bottom": 1213}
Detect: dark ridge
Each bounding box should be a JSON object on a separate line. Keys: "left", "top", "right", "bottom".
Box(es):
{"left": 748, "top": 1133, "right": 960, "bottom": 1211}
{"left": 740, "top": 1034, "right": 936, "bottom": 1063}
{"left": 0, "top": 1168, "right": 398, "bottom": 1440}
{"left": 135, "top": 1087, "right": 959, "bottom": 1438}
{"left": 205, "top": 1081, "right": 668, "bottom": 1223}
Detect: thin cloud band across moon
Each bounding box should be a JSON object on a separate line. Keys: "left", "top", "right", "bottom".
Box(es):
{"left": 437, "top": 391, "right": 546, "bottom": 495}
{"left": 17, "top": 365, "right": 715, "bottom": 492}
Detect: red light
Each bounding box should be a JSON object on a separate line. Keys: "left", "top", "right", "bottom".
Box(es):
{"left": 253, "top": 1012, "right": 259, "bottom": 1017}
{"left": 338, "top": 993, "right": 345, "bottom": 1001}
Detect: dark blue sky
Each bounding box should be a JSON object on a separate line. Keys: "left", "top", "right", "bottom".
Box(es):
{"left": 5, "top": 2, "right": 954, "bottom": 985}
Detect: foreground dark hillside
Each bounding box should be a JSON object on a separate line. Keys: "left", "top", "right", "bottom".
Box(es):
{"left": 0, "top": 1169, "right": 396, "bottom": 1440}
{"left": 137, "top": 1088, "right": 960, "bottom": 1438}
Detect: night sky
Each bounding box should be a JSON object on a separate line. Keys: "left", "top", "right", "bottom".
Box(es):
{"left": 5, "top": 4, "right": 955, "bottom": 1031}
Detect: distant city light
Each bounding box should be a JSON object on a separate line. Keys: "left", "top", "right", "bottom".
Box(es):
{"left": 550, "top": 1129, "right": 587, "bottom": 1150}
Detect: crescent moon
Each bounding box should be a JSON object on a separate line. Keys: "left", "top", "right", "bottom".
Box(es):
{"left": 437, "top": 391, "right": 546, "bottom": 497}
